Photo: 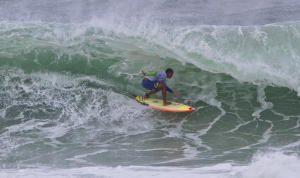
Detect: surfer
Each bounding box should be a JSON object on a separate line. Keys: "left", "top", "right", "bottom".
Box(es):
{"left": 141, "top": 68, "right": 179, "bottom": 106}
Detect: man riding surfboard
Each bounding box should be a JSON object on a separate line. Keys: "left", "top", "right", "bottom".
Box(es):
{"left": 141, "top": 68, "right": 179, "bottom": 106}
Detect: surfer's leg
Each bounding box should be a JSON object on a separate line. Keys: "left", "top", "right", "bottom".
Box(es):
{"left": 142, "top": 80, "right": 153, "bottom": 98}
{"left": 160, "top": 82, "right": 168, "bottom": 105}
{"left": 143, "top": 81, "right": 160, "bottom": 98}
{"left": 145, "top": 88, "right": 160, "bottom": 98}
{"left": 157, "top": 82, "right": 171, "bottom": 106}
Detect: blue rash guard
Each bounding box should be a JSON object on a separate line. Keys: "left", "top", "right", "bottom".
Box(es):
{"left": 142, "top": 71, "right": 173, "bottom": 93}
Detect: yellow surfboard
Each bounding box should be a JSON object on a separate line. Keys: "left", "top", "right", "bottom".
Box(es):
{"left": 135, "top": 96, "right": 195, "bottom": 112}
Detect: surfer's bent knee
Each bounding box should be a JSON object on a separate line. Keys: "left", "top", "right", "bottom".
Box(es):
{"left": 159, "top": 82, "right": 166, "bottom": 88}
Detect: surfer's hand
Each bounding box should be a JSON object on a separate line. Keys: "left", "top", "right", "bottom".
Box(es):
{"left": 141, "top": 70, "right": 146, "bottom": 75}
{"left": 173, "top": 91, "right": 179, "bottom": 96}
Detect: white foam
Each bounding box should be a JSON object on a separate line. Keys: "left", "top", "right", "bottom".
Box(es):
{"left": 0, "top": 165, "right": 231, "bottom": 178}
{"left": 232, "top": 152, "right": 300, "bottom": 178}
{"left": 252, "top": 85, "right": 273, "bottom": 119}
{"left": 1, "top": 152, "right": 299, "bottom": 178}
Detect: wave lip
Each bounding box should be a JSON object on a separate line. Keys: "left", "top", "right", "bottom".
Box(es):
{"left": 132, "top": 21, "right": 300, "bottom": 94}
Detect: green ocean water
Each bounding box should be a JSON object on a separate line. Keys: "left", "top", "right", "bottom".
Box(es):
{"left": 1, "top": 20, "right": 300, "bottom": 177}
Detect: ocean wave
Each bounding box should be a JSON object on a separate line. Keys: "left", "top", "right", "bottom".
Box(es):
{"left": 1, "top": 21, "right": 300, "bottom": 93}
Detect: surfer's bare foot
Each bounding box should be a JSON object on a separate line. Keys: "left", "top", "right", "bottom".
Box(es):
{"left": 163, "top": 101, "right": 172, "bottom": 106}
{"left": 144, "top": 93, "right": 149, "bottom": 98}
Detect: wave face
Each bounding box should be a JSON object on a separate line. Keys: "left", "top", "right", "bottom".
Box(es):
{"left": 1, "top": 0, "right": 300, "bottom": 177}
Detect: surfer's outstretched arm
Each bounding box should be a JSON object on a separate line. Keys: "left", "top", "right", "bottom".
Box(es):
{"left": 173, "top": 91, "right": 179, "bottom": 96}
{"left": 166, "top": 86, "right": 179, "bottom": 96}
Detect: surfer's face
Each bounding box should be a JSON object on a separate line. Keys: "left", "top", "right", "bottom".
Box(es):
{"left": 167, "top": 72, "right": 173, "bottom": 78}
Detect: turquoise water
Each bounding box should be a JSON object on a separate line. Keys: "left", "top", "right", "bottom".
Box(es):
{"left": 1, "top": 1, "right": 300, "bottom": 177}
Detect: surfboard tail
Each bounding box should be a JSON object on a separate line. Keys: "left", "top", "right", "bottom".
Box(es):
{"left": 135, "top": 96, "right": 149, "bottom": 106}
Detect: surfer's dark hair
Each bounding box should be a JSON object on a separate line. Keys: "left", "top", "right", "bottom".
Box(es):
{"left": 165, "top": 68, "right": 174, "bottom": 74}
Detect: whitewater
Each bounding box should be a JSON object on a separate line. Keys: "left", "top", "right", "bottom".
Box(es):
{"left": 1, "top": 0, "right": 300, "bottom": 177}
